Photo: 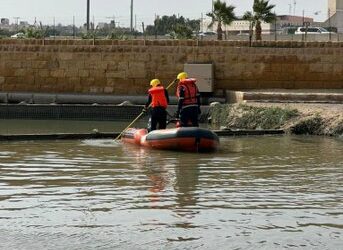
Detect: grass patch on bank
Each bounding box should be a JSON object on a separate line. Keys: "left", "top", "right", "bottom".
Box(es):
{"left": 210, "top": 104, "right": 299, "bottom": 130}
{"left": 291, "top": 115, "right": 323, "bottom": 135}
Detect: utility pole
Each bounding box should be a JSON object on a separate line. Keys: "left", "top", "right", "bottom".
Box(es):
{"left": 130, "top": 0, "right": 133, "bottom": 32}
{"left": 53, "top": 17, "right": 56, "bottom": 38}
{"left": 87, "top": 0, "right": 90, "bottom": 31}
{"left": 289, "top": 4, "right": 292, "bottom": 15}
{"left": 328, "top": 8, "right": 332, "bottom": 41}
{"left": 13, "top": 17, "right": 20, "bottom": 31}
{"left": 93, "top": 15, "right": 95, "bottom": 31}
{"left": 142, "top": 22, "right": 145, "bottom": 35}
{"left": 211, "top": 0, "right": 215, "bottom": 31}
{"left": 13, "top": 17, "right": 20, "bottom": 26}
{"left": 302, "top": 10, "right": 307, "bottom": 42}
{"left": 73, "top": 15, "right": 76, "bottom": 38}
{"left": 274, "top": 12, "right": 277, "bottom": 41}
{"left": 154, "top": 14, "right": 157, "bottom": 39}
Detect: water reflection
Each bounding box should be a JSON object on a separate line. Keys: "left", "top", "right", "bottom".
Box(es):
{"left": 0, "top": 119, "right": 148, "bottom": 135}
{"left": 0, "top": 136, "right": 342, "bottom": 249}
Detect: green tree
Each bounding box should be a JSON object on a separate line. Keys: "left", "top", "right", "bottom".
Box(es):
{"left": 25, "top": 27, "right": 44, "bottom": 39}
{"left": 145, "top": 15, "right": 200, "bottom": 36}
{"left": 206, "top": 0, "right": 236, "bottom": 40}
{"left": 0, "top": 29, "right": 12, "bottom": 38}
{"left": 170, "top": 23, "right": 193, "bottom": 39}
{"left": 243, "top": 0, "right": 276, "bottom": 41}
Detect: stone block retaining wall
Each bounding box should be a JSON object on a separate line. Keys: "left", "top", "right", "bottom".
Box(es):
{"left": 0, "top": 39, "right": 342, "bottom": 95}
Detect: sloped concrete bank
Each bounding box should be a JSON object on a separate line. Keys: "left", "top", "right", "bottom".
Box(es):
{"left": 209, "top": 103, "right": 343, "bottom": 137}
{"left": 0, "top": 103, "right": 212, "bottom": 122}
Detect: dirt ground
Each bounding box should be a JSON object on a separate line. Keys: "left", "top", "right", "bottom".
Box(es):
{"left": 248, "top": 103, "right": 343, "bottom": 119}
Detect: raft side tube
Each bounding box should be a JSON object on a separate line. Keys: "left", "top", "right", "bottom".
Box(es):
{"left": 145, "top": 127, "right": 219, "bottom": 142}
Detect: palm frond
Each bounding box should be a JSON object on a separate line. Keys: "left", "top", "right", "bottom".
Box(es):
{"left": 252, "top": 0, "right": 276, "bottom": 23}
{"left": 209, "top": 0, "right": 236, "bottom": 27}
{"left": 243, "top": 11, "right": 253, "bottom": 21}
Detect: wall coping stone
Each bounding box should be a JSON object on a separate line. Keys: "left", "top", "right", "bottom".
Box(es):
{"left": 1, "top": 39, "right": 343, "bottom": 48}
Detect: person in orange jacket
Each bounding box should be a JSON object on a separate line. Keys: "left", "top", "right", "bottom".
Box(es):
{"left": 143, "top": 79, "right": 169, "bottom": 131}
{"left": 175, "top": 72, "right": 201, "bottom": 127}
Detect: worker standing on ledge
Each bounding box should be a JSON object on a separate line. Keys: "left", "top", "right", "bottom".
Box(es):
{"left": 175, "top": 72, "right": 201, "bottom": 127}
{"left": 143, "top": 79, "right": 169, "bottom": 131}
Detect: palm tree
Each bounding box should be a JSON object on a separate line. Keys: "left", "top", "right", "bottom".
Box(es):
{"left": 207, "top": 0, "right": 236, "bottom": 40}
{"left": 243, "top": 0, "right": 276, "bottom": 41}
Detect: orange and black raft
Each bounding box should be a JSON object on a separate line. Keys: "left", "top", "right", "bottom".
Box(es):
{"left": 121, "top": 127, "right": 220, "bottom": 152}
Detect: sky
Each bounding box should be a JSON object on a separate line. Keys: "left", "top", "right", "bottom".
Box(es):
{"left": 1, "top": 0, "right": 329, "bottom": 28}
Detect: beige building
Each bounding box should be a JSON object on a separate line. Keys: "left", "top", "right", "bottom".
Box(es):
{"left": 225, "top": 19, "right": 271, "bottom": 34}
{"left": 225, "top": 15, "right": 313, "bottom": 34}
{"left": 325, "top": 0, "right": 343, "bottom": 32}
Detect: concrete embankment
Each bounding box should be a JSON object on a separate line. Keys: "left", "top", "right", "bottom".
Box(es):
{"left": 209, "top": 103, "right": 343, "bottom": 137}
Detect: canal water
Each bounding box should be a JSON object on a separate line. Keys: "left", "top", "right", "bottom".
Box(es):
{"left": 0, "top": 122, "right": 342, "bottom": 249}
{"left": 0, "top": 119, "right": 145, "bottom": 135}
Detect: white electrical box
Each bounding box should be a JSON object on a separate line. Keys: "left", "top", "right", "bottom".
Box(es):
{"left": 184, "top": 64, "right": 213, "bottom": 93}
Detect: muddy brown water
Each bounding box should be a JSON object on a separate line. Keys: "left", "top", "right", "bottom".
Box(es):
{"left": 0, "top": 127, "right": 342, "bottom": 249}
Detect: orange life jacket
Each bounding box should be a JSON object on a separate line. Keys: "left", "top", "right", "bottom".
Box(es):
{"left": 148, "top": 86, "right": 168, "bottom": 108}
{"left": 176, "top": 78, "right": 198, "bottom": 106}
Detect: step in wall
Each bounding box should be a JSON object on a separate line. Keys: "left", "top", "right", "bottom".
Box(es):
{"left": 226, "top": 90, "right": 343, "bottom": 104}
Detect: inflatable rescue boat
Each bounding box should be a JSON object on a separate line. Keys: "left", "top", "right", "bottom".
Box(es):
{"left": 121, "top": 127, "right": 219, "bottom": 152}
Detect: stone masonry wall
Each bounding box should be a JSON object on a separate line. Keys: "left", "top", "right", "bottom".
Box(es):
{"left": 0, "top": 39, "right": 342, "bottom": 95}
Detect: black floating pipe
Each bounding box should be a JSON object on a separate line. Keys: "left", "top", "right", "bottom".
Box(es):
{"left": 0, "top": 130, "right": 285, "bottom": 142}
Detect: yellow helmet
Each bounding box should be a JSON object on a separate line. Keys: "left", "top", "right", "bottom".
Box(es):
{"left": 150, "top": 79, "right": 161, "bottom": 87}
{"left": 177, "top": 72, "right": 188, "bottom": 80}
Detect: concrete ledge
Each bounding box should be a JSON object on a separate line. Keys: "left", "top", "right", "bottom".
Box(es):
{"left": 226, "top": 89, "right": 343, "bottom": 104}
{"left": 0, "top": 92, "right": 225, "bottom": 105}
{"left": 0, "top": 92, "right": 178, "bottom": 105}
{"left": 0, "top": 104, "right": 211, "bottom": 123}
{"left": 1, "top": 39, "right": 343, "bottom": 48}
